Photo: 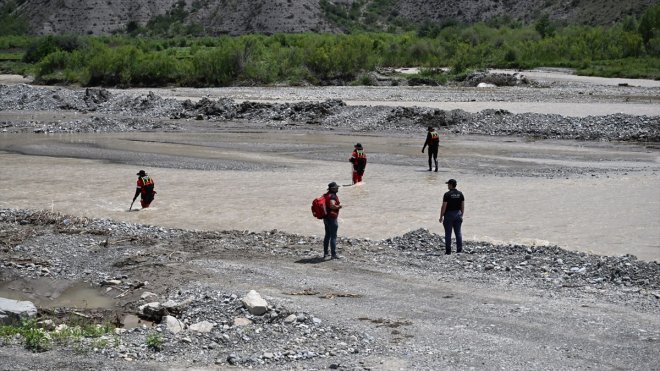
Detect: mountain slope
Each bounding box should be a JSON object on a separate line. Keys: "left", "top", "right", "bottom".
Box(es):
{"left": 3, "top": 0, "right": 657, "bottom": 35}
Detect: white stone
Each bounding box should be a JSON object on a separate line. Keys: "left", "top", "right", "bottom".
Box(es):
{"left": 189, "top": 320, "right": 215, "bottom": 333}
{"left": 0, "top": 297, "right": 37, "bottom": 325}
{"left": 37, "top": 319, "right": 55, "bottom": 330}
{"left": 233, "top": 317, "right": 253, "bottom": 327}
{"left": 477, "top": 82, "right": 496, "bottom": 88}
{"left": 284, "top": 314, "right": 297, "bottom": 323}
{"left": 241, "top": 290, "right": 268, "bottom": 315}
{"left": 140, "top": 292, "right": 157, "bottom": 300}
{"left": 139, "top": 302, "right": 160, "bottom": 313}
{"left": 164, "top": 315, "right": 184, "bottom": 334}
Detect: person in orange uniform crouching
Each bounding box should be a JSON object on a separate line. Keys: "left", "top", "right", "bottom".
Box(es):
{"left": 349, "top": 143, "right": 367, "bottom": 184}
{"left": 133, "top": 170, "right": 156, "bottom": 209}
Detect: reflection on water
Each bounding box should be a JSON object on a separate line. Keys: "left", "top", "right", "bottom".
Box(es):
{"left": 0, "top": 132, "right": 658, "bottom": 261}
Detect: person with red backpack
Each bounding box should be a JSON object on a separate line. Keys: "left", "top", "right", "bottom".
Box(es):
{"left": 322, "top": 182, "right": 342, "bottom": 259}
{"left": 132, "top": 170, "right": 156, "bottom": 209}
{"left": 349, "top": 143, "right": 367, "bottom": 184}
{"left": 422, "top": 126, "right": 440, "bottom": 172}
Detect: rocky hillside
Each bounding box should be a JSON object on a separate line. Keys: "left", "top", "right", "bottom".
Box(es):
{"left": 389, "top": 0, "right": 655, "bottom": 26}
{"left": 2, "top": 0, "right": 656, "bottom": 35}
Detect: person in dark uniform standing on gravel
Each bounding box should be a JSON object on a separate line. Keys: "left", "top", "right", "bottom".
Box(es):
{"left": 422, "top": 126, "right": 440, "bottom": 172}
{"left": 323, "top": 182, "right": 343, "bottom": 259}
{"left": 439, "top": 179, "right": 464, "bottom": 255}
{"left": 132, "top": 170, "right": 156, "bottom": 209}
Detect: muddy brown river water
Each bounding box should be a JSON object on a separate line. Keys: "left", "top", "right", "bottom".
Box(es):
{"left": 1, "top": 130, "right": 658, "bottom": 261}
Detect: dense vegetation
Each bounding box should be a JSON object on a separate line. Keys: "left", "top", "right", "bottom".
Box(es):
{"left": 0, "top": 5, "right": 658, "bottom": 86}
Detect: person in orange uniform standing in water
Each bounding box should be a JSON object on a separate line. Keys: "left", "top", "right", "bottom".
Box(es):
{"left": 132, "top": 170, "right": 156, "bottom": 209}
{"left": 349, "top": 143, "right": 367, "bottom": 184}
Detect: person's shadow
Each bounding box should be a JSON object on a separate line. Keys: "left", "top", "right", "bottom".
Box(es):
{"left": 295, "top": 257, "right": 326, "bottom": 264}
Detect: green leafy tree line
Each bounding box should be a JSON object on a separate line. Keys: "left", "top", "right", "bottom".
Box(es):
{"left": 0, "top": 5, "right": 657, "bottom": 86}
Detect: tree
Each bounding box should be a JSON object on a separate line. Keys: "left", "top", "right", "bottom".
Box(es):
{"left": 638, "top": 4, "right": 660, "bottom": 46}
{"left": 535, "top": 14, "right": 555, "bottom": 38}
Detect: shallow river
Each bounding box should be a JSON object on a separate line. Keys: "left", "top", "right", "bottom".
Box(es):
{"left": 1, "top": 131, "right": 658, "bottom": 261}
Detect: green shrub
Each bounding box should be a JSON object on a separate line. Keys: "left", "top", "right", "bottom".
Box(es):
{"left": 23, "top": 35, "right": 88, "bottom": 63}
{"left": 146, "top": 333, "right": 163, "bottom": 351}
{"left": 24, "top": 326, "right": 50, "bottom": 352}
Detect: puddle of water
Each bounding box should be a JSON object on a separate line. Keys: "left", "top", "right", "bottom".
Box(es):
{"left": 0, "top": 132, "right": 658, "bottom": 261}
{"left": 0, "top": 278, "right": 115, "bottom": 309}
{"left": 121, "top": 314, "right": 154, "bottom": 329}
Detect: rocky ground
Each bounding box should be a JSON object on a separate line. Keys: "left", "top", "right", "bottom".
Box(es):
{"left": 1, "top": 84, "right": 658, "bottom": 142}
{"left": 1, "top": 74, "right": 659, "bottom": 370}
{"left": 1, "top": 209, "right": 659, "bottom": 370}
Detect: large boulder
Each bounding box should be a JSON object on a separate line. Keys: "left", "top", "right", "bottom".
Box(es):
{"left": 0, "top": 297, "right": 37, "bottom": 325}
{"left": 138, "top": 302, "right": 165, "bottom": 322}
{"left": 241, "top": 290, "right": 268, "bottom": 315}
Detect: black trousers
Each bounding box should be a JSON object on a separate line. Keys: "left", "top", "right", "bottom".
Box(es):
{"left": 427, "top": 146, "right": 438, "bottom": 170}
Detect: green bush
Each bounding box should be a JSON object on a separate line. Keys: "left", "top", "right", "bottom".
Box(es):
{"left": 146, "top": 333, "right": 163, "bottom": 351}
{"left": 23, "top": 35, "right": 88, "bottom": 63}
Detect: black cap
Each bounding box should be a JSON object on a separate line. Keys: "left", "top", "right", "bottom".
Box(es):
{"left": 355, "top": 143, "right": 363, "bottom": 149}
{"left": 428, "top": 126, "right": 434, "bottom": 131}
{"left": 445, "top": 179, "right": 457, "bottom": 186}
{"left": 137, "top": 170, "right": 146, "bottom": 176}
{"left": 328, "top": 182, "right": 339, "bottom": 189}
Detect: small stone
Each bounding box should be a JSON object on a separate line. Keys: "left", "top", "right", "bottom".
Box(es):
{"left": 189, "top": 320, "right": 215, "bottom": 333}
{"left": 102, "top": 279, "right": 122, "bottom": 286}
{"left": 227, "top": 354, "right": 239, "bottom": 365}
{"left": 140, "top": 292, "right": 157, "bottom": 300}
{"left": 233, "top": 317, "right": 253, "bottom": 327}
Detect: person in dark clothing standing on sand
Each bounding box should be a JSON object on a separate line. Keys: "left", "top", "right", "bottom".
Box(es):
{"left": 323, "top": 182, "right": 342, "bottom": 259}
{"left": 439, "top": 178, "right": 464, "bottom": 255}
{"left": 422, "top": 126, "right": 440, "bottom": 172}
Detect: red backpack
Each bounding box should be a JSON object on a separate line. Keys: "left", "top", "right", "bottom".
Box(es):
{"left": 311, "top": 194, "right": 327, "bottom": 219}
